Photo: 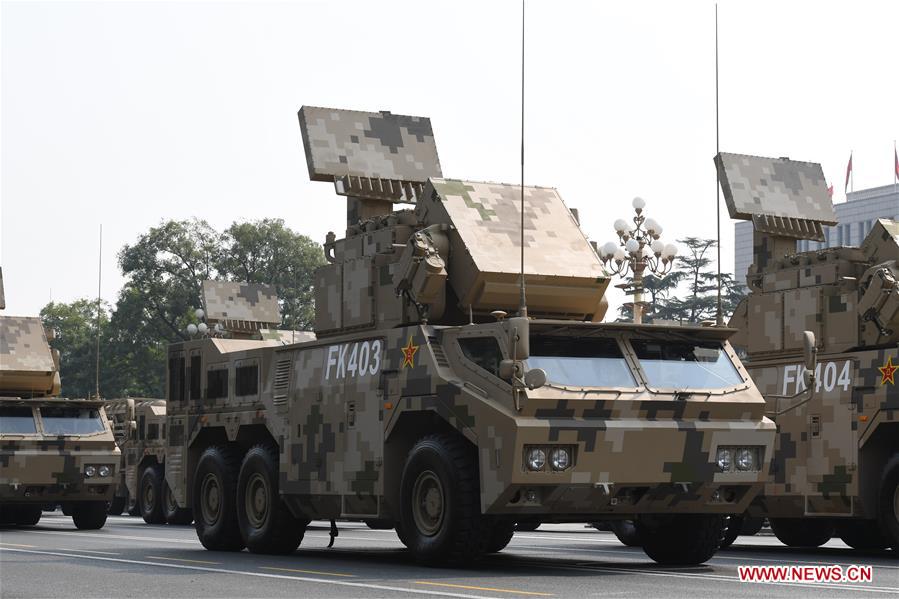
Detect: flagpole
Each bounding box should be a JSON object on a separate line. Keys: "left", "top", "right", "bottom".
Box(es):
{"left": 851, "top": 149, "right": 854, "bottom": 193}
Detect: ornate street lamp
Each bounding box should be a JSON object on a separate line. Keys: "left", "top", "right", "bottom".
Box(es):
{"left": 598, "top": 197, "right": 677, "bottom": 324}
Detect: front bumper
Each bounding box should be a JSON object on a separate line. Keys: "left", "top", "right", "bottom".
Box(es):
{"left": 0, "top": 449, "right": 118, "bottom": 503}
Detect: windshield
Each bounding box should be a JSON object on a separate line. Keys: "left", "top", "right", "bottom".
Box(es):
{"left": 526, "top": 336, "right": 635, "bottom": 388}
{"left": 630, "top": 339, "right": 743, "bottom": 389}
{"left": 39, "top": 406, "right": 106, "bottom": 435}
{"left": 0, "top": 407, "right": 37, "bottom": 434}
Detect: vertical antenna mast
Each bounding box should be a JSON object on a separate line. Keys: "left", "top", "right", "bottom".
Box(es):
{"left": 715, "top": 3, "right": 723, "bottom": 326}
{"left": 518, "top": 0, "right": 527, "bottom": 318}
{"left": 95, "top": 224, "right": 102, "bottom": 399}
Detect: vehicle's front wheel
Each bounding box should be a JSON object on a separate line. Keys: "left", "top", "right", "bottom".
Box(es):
{"left": 139, "top": 465, "right": 165, "bottom": 524}
{"left": 838, "top": 519, "right": 889, "bottom": 551}
{"left": 16, "top": 505, "right": 42, "bottom": 526}
{"left": 486, "top": 520, "right": 515, "bottom": 553}
{"left": 72, "top": 501, "right": 108, "bottom": 530}
{"left": 364, "top": 519, "right": 394, "bottom": 530}
{"left": 236, "top": 445, "right": 307, "bottom": 554}
{"left": 720, "top": 515, "right": 743, "bottom": 549}
{"left": 877, "top": 455, "right": 899, "bottom": 551}
{"left": 193, "top": 446, "right": 245, "bottom": 551}
{"left": 515, "top": 521, "right": 541, "bottom": 532}
{"left": 636, "top": 514, "right": 723, "bottom": 565}
{"left": 108, "top": 494, "right": 126, "bottom": 516}
{"left": 770, "top": 518, "right": 834, "bottom": 548}
{"left": 610, "top": 520, "right": 642, "bottom": 547}
{"left": 399, "top": 434, "right": 488, "bottom": 565}
{"left": 163, "top": 481, "right": 193, "bottom": 525}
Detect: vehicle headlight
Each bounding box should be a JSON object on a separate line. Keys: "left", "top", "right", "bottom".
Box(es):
{"left": 716, "top": 448, "right": 732, "bottom": 472}
{"left": 526, "top": 448, "right": 546, "bottom": 471}
{"left": 735, "top": 448, "right": 754, "bottom": 471}
{"left": 98, "top": 465, "right": 111, "bottom": 478}
{"left": 84, "top": 465, "right": 96, "bottom": 478}
{"left": 550, "top": 448, "right": 570, "bottom": 471}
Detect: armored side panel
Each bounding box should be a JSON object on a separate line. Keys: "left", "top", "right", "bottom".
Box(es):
{"left": 202, "top": 280, "right": 280, "bottom": 337}
{"left": 860, "top": 218, "right": 899, "bottom": 264}
{"left": 0, "top": 316, "right": 60, "bottom": 397}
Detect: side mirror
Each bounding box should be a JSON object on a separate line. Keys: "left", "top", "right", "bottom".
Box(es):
{"left": 499, "top": 359, "right": 521, "bottom": 380}
{"left": 523, "top": 368, "right": 547, "bottom": 390}
{"left": 128, "top": 420, "right": 138, "bottom": 436}
{"left": 126, "top": 398, "right": 136, "bottom": 422}
{"left": 802, "top": 330, "right": 818, "bottom": 388}
{"left": 507, "top": 316, "right": 529, "bottom": 360}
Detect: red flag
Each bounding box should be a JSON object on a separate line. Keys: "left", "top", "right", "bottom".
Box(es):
{"left": 827, "top": 184, "right": 834, "bottom": 198}
{"left": 844, "top": 152, "right": 853, "bottom": 193}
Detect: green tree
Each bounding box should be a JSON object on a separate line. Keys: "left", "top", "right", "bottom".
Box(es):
{"left": 668, "top": 237, "right": 719, "bottom": 323}
{"left": 40, "top": 299, "right": 109, "bottom": 398}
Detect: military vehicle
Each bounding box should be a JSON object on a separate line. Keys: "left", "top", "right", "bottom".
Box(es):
{"left": 106, "top": 398, "right": 193, "bottom": 524}
{"left": 164, "top": 106, "right": 777, "bottom": 566}
{"left": 0, "top": 268, "right": 120, "bottom": 529}
{"left": 720, "top": 152, "right": 899, "bottom": 551}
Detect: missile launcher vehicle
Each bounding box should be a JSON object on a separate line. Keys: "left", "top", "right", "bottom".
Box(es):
{"left": 721, "top": 152, "right": 899, "bottom": 551}
{"left": 0, "top": 267, "right": 120, "bottom": 529}
{"left": 164, "top": 107, "right": 776, "bottom": 565}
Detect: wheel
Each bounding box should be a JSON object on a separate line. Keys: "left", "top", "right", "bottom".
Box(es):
{"left": 719, "top": 515, "right": 743, "bottom": 549}
{"left": 193, "top": 445, "right": 245, "bottom": 551}
{"left": 636, "top": 514, "right": 724, "bottom": 565}
{"left": 163, "top": 480, "right": 193, "bottom": 525}
{"left": 515, "top": 521, "right": 541, "bottom": 532}
{"left": 740, "top": 516, "right": 764, "bottom": 536}
{"left": 236, "top": 445, "right": 308, "bottom": 554}
{"left": 139, "top": 464, "right": 166, "bottom": 524}
{"left": 108, "top": 495, "right": 126, "bottom": 516}
{"left": 399, "top": 434, "right": 488, "bottom": 565}
{"left": 486, "top": 520, "right": 515, "bottom": 553}
{"left": 0, "top": 505, "right": 18, "bottom": 525}
{"left": 838, "top": 520, "right": 889, "bottom": 551}
{"left": 71, "top": 502, "right": 108, "bottom": 530}
{"left": 876, "top": 454, "right": 899, "bottom": 551}
{"left": 770, "top": 518, "right": 834, "bottom": 548}
{"left": 610, "top": 520, "right": 642, "bottom": 547}
{"left": 16, "top": 505, "right": 42, "bottom": 526}
{"left": 364, "top": 519, "right": 394, "bottom": 530}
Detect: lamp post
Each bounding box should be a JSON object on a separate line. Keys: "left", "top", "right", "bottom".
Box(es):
{"left": 598, "top": 197, "right": 677, "bottom": 324}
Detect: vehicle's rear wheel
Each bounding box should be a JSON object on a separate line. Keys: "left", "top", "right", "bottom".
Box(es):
{"left": 876, "top": 455, "right": 899, "bottom": 551}
{"left": 139, "top": 464, "right": 165, "bottom": 524}
{"left": 16, "top": 505, "right": 42, "bottom": 526}
{"left": 400, "top": 434, "right": 488, "bottom": 565}
{"left": 515, "top": 521, "right": 541, "bottom": 532}
{"left": 194, "top": 445, "right": 245, "bottom": 551}
{"left": 838, "top": 519, "right": 889, "bottom": 551}
{"left": 364, "top": 519, "right": 394, "bottom": 530}
{"left": 71, "top": 501, "right": 108, "bottom": 530}
{"left": 636, "top": 514, "right": 723, "bottom": 565}
{"left": 163, "top": 481, "right": 193, "bottom": 525}
{"left": 108, "top": 494, "right": 126, "bottom": 516}
{"left": 770, "top": 518, "right": 834, "bottom": 548}
{"left": 236, "top": 445, "right": 307, "bottom": 554}
{"left": 486, "top": 520, "right": 516, "bottom": 553}
{"left": 609, "top": 519, "right": 642, "bottom": 547}
{"left": 720, "top": 515, "right": 743, "bottom": 549}
{"left": 740, "top": 516, "right": 765, "bottom": 536}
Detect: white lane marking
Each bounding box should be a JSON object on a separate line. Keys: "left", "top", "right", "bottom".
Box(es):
{"left": 23, "top": 530, "right": 198, "bottom": 545}
{"left": 0, "top": 548, "right": 499, "bottom": 599}
{"left": 57, "top": 548, "right": 120, "bottom": 556}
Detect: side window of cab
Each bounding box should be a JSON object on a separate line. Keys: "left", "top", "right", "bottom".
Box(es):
{"left": 458, "top": 337, "right": 504, "bottom": 378}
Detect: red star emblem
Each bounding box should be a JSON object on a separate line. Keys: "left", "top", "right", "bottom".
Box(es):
{"left": 879, "top": 356, "right": 897, "bottom": 385}
{"left": 401, "top": 335, "right": 419, "bottom": 369}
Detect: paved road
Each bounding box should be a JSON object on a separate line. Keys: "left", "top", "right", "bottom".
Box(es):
{"left": 0, "top": 514, "right": 895, "bottom": 598}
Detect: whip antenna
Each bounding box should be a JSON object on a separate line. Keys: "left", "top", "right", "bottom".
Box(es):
{"left": 95, "top": 224, "right": 103, "bottom": 399}
{"left": 714, "top": 4, "right": 723, "bottom": 326}
{"left": 518, "top": 0, "right": 528, "bottom": 318}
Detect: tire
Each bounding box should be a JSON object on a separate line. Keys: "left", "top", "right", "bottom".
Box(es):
{"left": 838, "top": 520, "right": 889, "bottom": 551}
{"left": 399, "top": 434, "right": 488, "bottom": 565}
{"left": 364, "top": 519, "right": 395, "bottom": 530}
{"left": 636, "top": 514, "right": 724, "bottom": 565}
{"left": 515, "top": 521, "right": 541, "bottom": 532}
{"left": 139, "top": 464, "right": 166, "bottom": 524}
{"left": 720, "top": 515, "right": 743, "bottom": 549}
{"left": 16, "top": 505, "right": 42, "bottom": 526}
{"left": 193, "top": 445, "right": 245, "bottom": 551}
{"left": 877, "top": 454, "right": 899, "bottom": 551}
{"left": 108, "top": 495, "right": 126, "bottom": 516}
{"left": 72, "top": 501, "right": 108, "bottom": 530}
{"left": 486, "top": 520, "right": 516, "bottom": 553}
{"left": 740, "top": 516, "right": 764, "bottom": 536}
{"left": 236, "top": 445, "right": 308, "bottom": 554}
{"left": 163, "top": 480, "right": 193, "bottom": 525}
{"left": 770, "top": 518, "right": 834, "bottom": 548}
{"left": 610, "top": 520, "right": 642, "bottom": 547}
{"left": 0, "top": 505, "right": 18, "bottom": 525}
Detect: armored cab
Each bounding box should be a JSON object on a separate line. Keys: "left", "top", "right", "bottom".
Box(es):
{"left": 165, "top": 107, "right": 775, "bottom": 566}
{"left": 0, "top": 271, "right": 119, "bottom": 530}
{"left": 721, "top": 152, "right": 899, "bottom": 551}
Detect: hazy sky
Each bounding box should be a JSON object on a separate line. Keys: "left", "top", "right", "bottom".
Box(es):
{"left": 2, "top": 0, "right": 897, "bottom": 317}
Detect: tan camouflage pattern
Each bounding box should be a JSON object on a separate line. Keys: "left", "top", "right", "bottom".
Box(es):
{"left": 106, "top": 398, "right": 168, "bottom": 507}
{"left": 202, "top": 280, "right": 280, "bottom": 329}
{"left": 0, "top": 316, "right": 60, "bottom": 397}
{"left": 163, "top": 106, "right": 776, "bottom": 529}
{"left": 1, "top": 398, "right": 119, "bottom": 504}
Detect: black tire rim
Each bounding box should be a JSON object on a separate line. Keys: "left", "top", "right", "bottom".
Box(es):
{"left": 143, "top": 478, "right": 155, "bottom": 512}
{"left": 244, "top": 472, "right": 269, "bottom": 530}
{"left": 412, "top": 470, "right": 445, "bottom": 537}
{"left": 165, "top": 486, "right": 176, "bottom": 515}
{"left": 200, "top": 473, "right": 222, "bottom": 526}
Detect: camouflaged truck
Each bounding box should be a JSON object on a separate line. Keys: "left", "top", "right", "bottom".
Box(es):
{"left": 105, "top": 398, "right": 193, "bottom": 524}
{"left": 0, "top": 268, "right": 120, "bottom": 529}
{"left": 164, "top": 107, "right": 776, "bottom": 566}
{"left": 720, "top": 152, "right": 899, "bottom": 551}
